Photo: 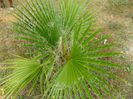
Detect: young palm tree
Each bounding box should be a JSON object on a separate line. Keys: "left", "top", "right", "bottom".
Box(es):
{"left": 0, "top": 0, "right": 121, "bottom": 98}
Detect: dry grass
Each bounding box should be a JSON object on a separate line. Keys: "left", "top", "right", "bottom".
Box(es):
{"left": 0, "top": 10, "right": 22, "bottom": 62}
{"left": 93, "top": 0, "right": 133, "bottom": 98}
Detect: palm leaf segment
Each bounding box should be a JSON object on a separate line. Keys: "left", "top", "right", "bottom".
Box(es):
{"left": 0, "top": 0, "right": 120, "bottom": 98}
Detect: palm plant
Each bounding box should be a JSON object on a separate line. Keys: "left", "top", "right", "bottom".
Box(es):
{"left": 0, "top": 0, "right": 121, "bottom": 98}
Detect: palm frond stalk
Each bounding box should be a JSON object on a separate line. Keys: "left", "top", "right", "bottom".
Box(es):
{"left": 0, "top": 0, "right": 121, "bottom": 98}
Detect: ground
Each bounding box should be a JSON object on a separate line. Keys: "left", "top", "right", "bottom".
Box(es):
{"left": 0, "top": 0, "right": 133, "bottom": 98}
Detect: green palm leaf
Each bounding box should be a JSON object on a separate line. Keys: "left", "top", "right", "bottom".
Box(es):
{"left": 0, "top": 58, "right": 43, "bottom": 98}
{"left": 0, "top": 0, "right": 122, "bottom": 98}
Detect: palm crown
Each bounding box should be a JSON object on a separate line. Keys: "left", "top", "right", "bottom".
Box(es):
{"left": 0, "top": 0, "right": 121, "bottom": 98}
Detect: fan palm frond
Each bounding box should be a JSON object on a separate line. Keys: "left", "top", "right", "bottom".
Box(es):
{"left": 0, "top": 0, "right": 122, "bottom": 98}
{"left": 0, "top": 58, "right": 43, "bottom": 98}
